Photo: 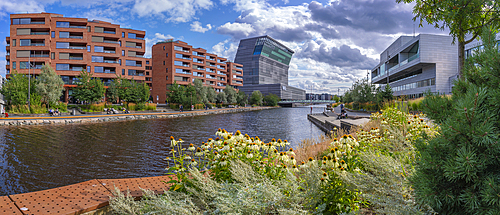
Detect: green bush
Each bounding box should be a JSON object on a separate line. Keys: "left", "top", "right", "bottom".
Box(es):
{"left": 411, "top": 28, "right": 500, "bottom": 214}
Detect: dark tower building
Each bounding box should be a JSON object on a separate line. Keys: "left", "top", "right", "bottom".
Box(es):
{"left": 234, "top": 35, "right": 305, "bottom": 100}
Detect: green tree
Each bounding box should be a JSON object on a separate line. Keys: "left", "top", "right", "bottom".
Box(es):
{"left": 35, "top": 65, "right": 64, "bottom": 109}
{"left": 333, "top": 95, "right": 340, "bottom": 102}
{"left": 412, "top": 28, "right": 500, "bottom": 214}
{"left": 223, "top": 86, "right": 237, "bottom": 104}
{"left": 249, "top": 90, "right": 263, "bottom": 106}
{"left": 375, "top": 84, "right": 393, "bottom": 108}
{"left": 182, "top": 84, "right": 197, "bottom": 107}
{"left": 206, "top": 86, "right": 216, "bottom": 103}
{"left": 72, "top": 70, "right": 105, "bottom": 103}
{"left": 0, "top": 71, "right": 37, "bottom": 107}
{"left": 167, "top": 81, "right": 185, "bottom": 104}
{"left": 236, "top": 90, "right": 248, "bottom": 106}
{"left": 193, "top": 79, "right": 208, "bottom": 104}
{"left": 216, "top": 91, "right": 227, "bottom": 104}
{"left": 263, "top": 93, "right": 280, "bottom": 106}
{"left": 396, "top": 0, "right": 500, "bottom": 76}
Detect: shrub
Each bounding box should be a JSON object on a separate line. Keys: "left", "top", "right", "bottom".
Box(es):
{"left": 411, "top": 28, "right": 500, "bottom": 214}
{"left": 145, "top": 103, "right": 156, "bottom": 110}
{"left": 127, "top": 103, "right": 136, "bottom": 111}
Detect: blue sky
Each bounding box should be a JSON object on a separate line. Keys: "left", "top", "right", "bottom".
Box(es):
{"left": 0, "top": 0, "right": 449, "bottom": 95}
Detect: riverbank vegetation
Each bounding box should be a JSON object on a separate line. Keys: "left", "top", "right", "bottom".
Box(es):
{"left": 109, "top": 106, "right": 438, "bottom": 214}
{"left": 342, "top": 78, "right": 394, "bottom": 111}
{"left": 1, "top": 65, "right": 67, "bottom": 114}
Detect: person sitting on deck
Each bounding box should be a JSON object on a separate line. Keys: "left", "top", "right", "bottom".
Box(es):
{"left": 49, "top": 109, "right": 54, "bottom": 116}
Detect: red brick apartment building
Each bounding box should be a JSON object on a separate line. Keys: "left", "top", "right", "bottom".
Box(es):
{"left": 151, "top": 40, "right": 243, "bottom": 104}
{"left": 5, "top": 12, "right": 147, "bottom": 102}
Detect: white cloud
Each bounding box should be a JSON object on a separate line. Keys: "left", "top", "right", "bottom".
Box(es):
{"left": 132, "top": 0, "right": 213, "bottom": 23}
{"left": 217, "top": 22, "right": 255, "bottom": 39}
{"left": 211, "top": 39, "right": 239, "bottom": 60}
{"left": 190, "top": 21, "right": 212, "bottom": 33}
{"left": 0, "top": 1, "right": 46, "bottom": 16}
{"left": 145, "top": 33, "right": 176, "bottom": 57}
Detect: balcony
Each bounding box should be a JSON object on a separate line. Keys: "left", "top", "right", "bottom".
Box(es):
{"left": 104, "top": 60, "right": 119, "bottom": 64}
{"left": 217, "top": 71, "right": 225, "bottom": 75}
{"left": 103, "top": 31, "right": 116, "bottom": 34}
{"left": 103, "top": 50, "right": 116, "bottom": 54}
{"left": 104, "top": 40, "right": 120, "bottom": 44}
{"left": 69, "top": 56, "right": 83, "bottom": 60}
{"left": 30, "top": 43, "right": 45, "bottom": 46}
{"left": 176, "top": 70, "right": 191, "bottom": 75}
{"left": 69, "top": 46, "right": 86, "bottom": 50}
{"left": 69, "top": 25, "right": 86, "bottom": 29}
{"left": 31, "top": 54, "right": 49, "bottom": 58}
{"left": 69, "top": 36, "right": 83, "bottom": 39}
{"left": 30, "top": 21, "right": 45, "bottom": 24}
{"left": 30, "top": 32, "right": 49, "bottom": 35}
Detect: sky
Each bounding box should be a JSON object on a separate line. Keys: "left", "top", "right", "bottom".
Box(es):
{"left": 0, "top": 0, "right": 450, "bottom": 95}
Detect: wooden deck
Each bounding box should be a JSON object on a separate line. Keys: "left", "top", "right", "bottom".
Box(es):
{"left": 0, "top": 175, "right": 175, "bottom": 215}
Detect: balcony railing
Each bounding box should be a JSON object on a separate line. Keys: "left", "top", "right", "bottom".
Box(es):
{"left": 69, "top": 36, "right": 83, "bottom": 39}
{"left": 104, "top": 50, "right": 116, "bottom": 53}
{"left": 69, "top": 26, "right": 86, "bottom": 29}
{"left": 176, "top": 56, "right": 191, "bottom": 60}
{"left": 373, "top": 53, "right": 420, "bottom": 80}
{"left": 69, "top": 46, "right": 86, "bottom": 50}
{"left": 70, "top": 68, "right": 85, "bottom": 71}
{"left": 30, "top": 22, "right": 45, "bottom": 24}
{"left": 104, "top": 60, "right": 119, "bottom": 64}
{"left": 6, "top": 44, "right": 9, "bottom": 47}
{"left": 234, "top": 71, "right": 242, "bottom": 75}
{"left": 69, "top": 57, "right": 83, "bottom": 60}
{"left": 104, "top": 40, "right": 120, "bottom": 44}
{"left": 31, "top": 43, "right": 45, "bottom": 46}
{"left": 31, "top": 32, "right": 49, "bottom": 35}
{"left": 103, "top": 31, "right": 116, "bottom": 34}
{"left": 31, "top": 54, "right": 49, "bottom": 58}
{"left": 233, "top": 76, "right": 242, "bottom": 80}
{"left": 217, "top": 71, "right": 225, "bottom": 75}
{"left": 176, "top": 71, "right": 191, "bottom": 75}
{"left": 134, "top": 55, "right": 145, "bottom": 58}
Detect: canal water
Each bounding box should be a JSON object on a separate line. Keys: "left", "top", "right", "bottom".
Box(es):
{"left": 0, "top": 106, "right": 326, "bottom": 196}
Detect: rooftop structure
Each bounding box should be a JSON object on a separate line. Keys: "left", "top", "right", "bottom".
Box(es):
{"left": 5, "top": 12, "right": 147, "bottom": 102}
{"left": 371, "top": 34, "right": 458, "bottom": 98}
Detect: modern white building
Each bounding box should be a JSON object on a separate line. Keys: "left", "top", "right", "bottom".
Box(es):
{"left": 371, "top": 34, "right": 459, "bottom": 98}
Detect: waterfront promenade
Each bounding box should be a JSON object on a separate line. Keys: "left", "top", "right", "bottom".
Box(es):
{"left": 0, "top": 106, "right": 276, "bottom": 126}
{"left": 307, "top": 105, "right": 371, "bottom": 132}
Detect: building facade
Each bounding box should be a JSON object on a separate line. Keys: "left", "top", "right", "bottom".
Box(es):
{"left": 234, "top": 35, "right": 305, "bottom": 100}
{"left": 5, "top": 12, "right": 146, "bottom": 101}
{"left": 0, "top": 74, "right": 4, "bottom": 113}
{"left": 371, "top": 34, "right": 458, "bottom": 98}
{"left": 151, "top": 40, "right": 243, "bottom": 104}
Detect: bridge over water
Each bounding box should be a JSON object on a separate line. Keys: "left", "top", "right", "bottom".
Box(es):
{"left": 278, "top": 100, "right": 336, "bottom": 107}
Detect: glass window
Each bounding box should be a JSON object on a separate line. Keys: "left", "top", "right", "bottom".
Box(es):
{"left": 174, "top": 61, "right": 183, "bottom": 66}
{"left": 122, "top": 50, "right": 125, "bottom": 56}
{"left": 122, "top": 32, "right": 125, "bottom": 38}
{"left": 12, "top": 18, "right": 19, "bottom": 25}
{"left": 59, "top": 32, "right": 69, "bottom": 38}
{"left": 51, "top": 31, "right": 55, "bottom": 38}
{"left": 166, "top": 53, "right": 168, "bottom": 57}
{"left": 163, "top": 46, "right": 165, "bottom": 50}
{"left": 92, "top": 56, "right": 103, "bottom": 63}
{"left": 94, "top": 46, "right": 104, "bottom": 52}
{"left": 87, "top": 26, "right": 91, "bottom": 32}
{"left": 12, "top": 62, "right": 16, "bottom": 69}
{"left": 119, "top": 59, "right": 121, "bottom": 65}
{"left": 94, "top": 66, "right": 104, "bottom": 73}
{"left": 20, "top": 18, "right": 30, "bottom": 24}
{"left": 12, "top": 39, "right": 16, "bottom": 47}
{"left": 119, "top": 41, "right": 121, "bottom": 46}
{"left": 122, "top": 69, "right": 125, "bottom": 75}
{"left": 51, "top": 52, "right": 55, "bottom": 59}
{"left": 87, "top": 66, "right": 91, "bottom": 73}
{"left": 146, "top": 60, "right": 149, "bottom": 65}
{"left": 56, "top": 64, "right": 69, "bottom": 70}
{"left": 128, "top": 69, "right": 136, "bottom": 76}
{"left": 56, "top": 42, "right": 69, "bottom": 49}
{"left": 87, "top": 45, "right": 91, "bottom": 52}
{"left": 20, "top": 39, "right": 30, "bottom": 46}
{"left": 163, "top": 61, "right": 165, "bottom": 65}
{"left": 128, "top": 33, "right": 136, "bottom": 39}
{"left": 175, "top": 53, "right": 183, "bottom": 58}
{"left": 20, "top": 62, "right": 28, "bottom": 69}
{"left": 166, "top": 68, "right": 168, "bottom": 72}
{"left": 126, "top": 60, "right": 136, "bottom": 66}
{"left": 56, "top": 22, "right": 70, "bottom": 28}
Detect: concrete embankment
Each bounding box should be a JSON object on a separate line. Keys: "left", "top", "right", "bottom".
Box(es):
{"left": 308, "top": 113, "right": 370, "bottom": 133}
{"left": 0, "top": 107, "right": 276, "bottom": 127}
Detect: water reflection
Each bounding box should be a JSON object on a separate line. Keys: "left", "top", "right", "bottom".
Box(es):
{"left": 0, "top": 106, "right": 325, "bottom": 195}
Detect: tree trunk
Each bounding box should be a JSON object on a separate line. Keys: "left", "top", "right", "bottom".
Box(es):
{"left": 458, "top": 41, "right": 465, "bottom": 79}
